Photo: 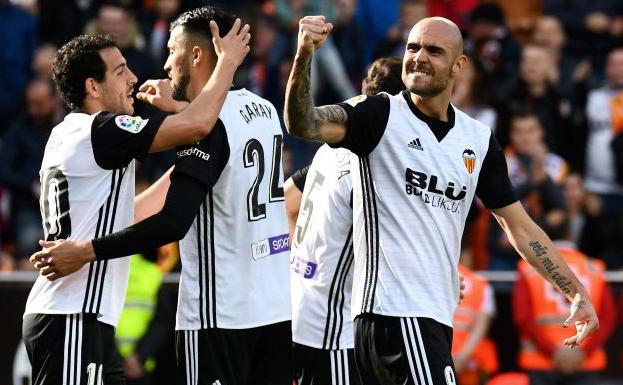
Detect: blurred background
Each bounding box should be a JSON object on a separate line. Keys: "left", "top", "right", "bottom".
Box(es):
{"left": 1, "top": 0, "right": 623, "bottom": 384}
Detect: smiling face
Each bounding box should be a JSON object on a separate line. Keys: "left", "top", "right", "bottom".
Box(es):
{"left": 96, "top": 47, "right": 137, "bottom": 115}
{"left": 402, "top": 18, "right": 465, "bottom": 97}
{"left": 164, "top": 25, "right": 192, "bottom": 101}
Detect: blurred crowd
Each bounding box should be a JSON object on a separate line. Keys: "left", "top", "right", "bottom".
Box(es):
{"left": 1, "top": 0, "right": 623, "bottom": 275}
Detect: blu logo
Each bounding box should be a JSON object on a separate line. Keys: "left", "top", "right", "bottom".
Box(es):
{"left": 405, "top": 168, "right": 467, "bottom": 201}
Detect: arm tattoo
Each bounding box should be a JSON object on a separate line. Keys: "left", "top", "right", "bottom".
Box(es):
{"left": 284, "top": 54, "right": 347, "bottom": 141}
{"left": 529, "top": 240, "right": 573, "bottom": 295}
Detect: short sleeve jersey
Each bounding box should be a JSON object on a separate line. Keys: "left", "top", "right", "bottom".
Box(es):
{"left": 290, "top": 145, "right": 355, "bottom": 350}
{"left": 332, "top": 91, "right": 516, "bottom": 326}
{"left": 174, "top": 88, "right": 291, "bottom": 330}
{"left": 25, "top": 111, "right": 164, "bottom": 326}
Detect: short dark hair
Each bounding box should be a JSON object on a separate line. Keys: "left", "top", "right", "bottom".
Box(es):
{"left": 52, "top": 34, "right": 117, "bottom": 110}
{"left": 510, "top": 108, "right": 540, "bottom": 124}
{"left": 170, "top": 6, "right": 236, "bottom": 51}
{"left": 362, "top": 56, "right": 404, "bottom": 95}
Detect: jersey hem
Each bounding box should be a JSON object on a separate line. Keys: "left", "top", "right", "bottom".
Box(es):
{"left": 354, "top": 310, "right": 453, "bottom": 328}
{"left": 23, "top": 310, "right": 118, "bottom": 327}
{"left": 175, "top": 315, "right": 291, "bottom": 330}
{"left": 292, "top": 336, "right": 354, "bottom": 350}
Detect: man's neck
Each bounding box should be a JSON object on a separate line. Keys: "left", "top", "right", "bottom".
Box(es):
{"left": 410, "top": 91, "right": 451, "bottom": 122}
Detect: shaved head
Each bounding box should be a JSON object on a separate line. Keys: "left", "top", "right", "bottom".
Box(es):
{"left": 402, "top": 16, "right": 467, "bottom": 98}
{"left": 409, "top": 17, "right": 463, "bottom": 58}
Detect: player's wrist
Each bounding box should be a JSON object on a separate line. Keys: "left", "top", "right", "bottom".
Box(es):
{"left": 81, "top": 240, "right": 97, "bottom": 263}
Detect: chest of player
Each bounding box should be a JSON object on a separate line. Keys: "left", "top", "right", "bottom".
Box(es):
{"left": 367, "top": 111, "right": 485, "bottom": 212}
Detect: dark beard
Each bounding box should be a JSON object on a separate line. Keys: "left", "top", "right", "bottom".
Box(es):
{"left": 172, "top": 73, "right": 191, "bottom": 101}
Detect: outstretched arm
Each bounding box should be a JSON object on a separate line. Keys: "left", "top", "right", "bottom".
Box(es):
{"left": 492, "top": 201, "right": 599, "bottom": 346}
{"left": 284, "top": 15, "right": 348, "bottom": 143}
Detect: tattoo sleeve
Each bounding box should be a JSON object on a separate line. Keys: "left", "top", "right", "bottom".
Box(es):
{"left": 284, "top": 54, "right": 347, "bottom": 142}
{"left": 528, "top": 240, "right": 576, "bottom": 297}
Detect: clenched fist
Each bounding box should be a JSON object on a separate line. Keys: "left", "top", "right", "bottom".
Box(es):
{"left": 297, "top": 15, "right": 333, "bottom": 57}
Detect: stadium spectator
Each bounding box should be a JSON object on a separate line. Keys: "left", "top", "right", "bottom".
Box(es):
{"left": 354, "top": 0, "right": 401, "bottom": 64}
{"left": 142, "top": 0, "right": 183, "bottom": 75}
{"left": 242, "top": 15, "right": 283, "bottom": 101}
{"left": 544, "top": 0, "right": 623, "bottom": 85}
{"left": 451, "top": 55, "right": 497, "bottom": 131}
{"left": 332, "top": 0, "right": 366, "bottom": 88}
{"left": 275, "top": 0, "right": 356, "bottom": 101}
{"left": 31, "top": 43, "right": 59, "bottom": 81}
{"left": 582, "top": 46, "right": 623, "bottom": 269}
{"left": 487, "top": 111, "right": 568, "bottom": 271}
{"left": 0, "top": 79, "right": 63, "bottom": 268}
{"left": 85, "top": 2, "right": 158, "bottom": 115}
{"left": 38, "top": 0, "right": 89, "bottom": 46}
{"left": 0, "top": 0, "right": 38, "bottom": 134}
{"left": 453, "top": 253, "right": 499, "bottom": 385}
{"left": 562, "top": 173, "right": 591, "bottom": 247}
{"left": 464, "top": 3, "right": 520, "bottom": 84}
{"left": 532, "top": 15, "right": 593, "bottom": 98}
{"left": 495, "top": 44, "right": 575, "bottom": 160}
{"left": 427, "top": 0, "right": 478, "bottom": 31}
{"left": 513, "top": 227, "right": 617, "bottom": 385}
{"left": 373, "top": 0, "right": 428, "bottom": 60}
{"left": 494, "top": 0, "right": 541, "bottom": 43}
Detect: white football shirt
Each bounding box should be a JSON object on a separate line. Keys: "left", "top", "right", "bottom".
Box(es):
{"left": 335, "top": 91, "right": 516, "bottom": 327}
{"left": 290, "top": 144, "right": 355, "bottom": 350}
{"left": 25, "top": 111, "right": 163, "bottom": 326}
{"left": 174, "top": 88, "right": 291, "bottom": 330}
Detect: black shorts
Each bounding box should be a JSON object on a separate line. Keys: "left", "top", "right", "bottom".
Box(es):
{"left": 354, "top": 314, "right": 457, "bottom": 385}
{"left": 292, "top": 342, "right": 361, "bottom": 385}
{"left": 22, "top": 313, "right": 124, "bottom": 385}
{"left": 176, "top": 321, "right": 292, "bottom": 385}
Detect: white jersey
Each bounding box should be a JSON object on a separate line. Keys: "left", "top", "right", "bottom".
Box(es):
{"left": 290, "top": 145, "right": 355, "bottom": 350}
{"left": 336, "top": 92, "right": 516, "bottom": 326}
{"left": 25, "top": 111, "right": 163, "bottom": 326}
{"left": 175, "top": 88, "right": 290, "bottom": 330}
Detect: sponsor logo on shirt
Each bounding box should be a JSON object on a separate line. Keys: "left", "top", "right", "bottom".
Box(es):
{"left": 462, "top": 149, "right": 476, "bottom": 174}
{"left": 404, "top": 169, "right": 467, "bottom": 214}
{"left": 251, "top": 233, "right": 290, "bottom": 260}
{"left": 292, "top": 257, "right": 317, "bottom": 279}
{"left": 176, "top": 147, "right": 210, "bottom": 161}
{"left": 407, "top": 137, "right": 424, "bottom": 151}
{"left": 345, "top": 95, "right": 367, "bottom": 107}
{"left": 114, "top": 115, "right": 148, "bottom": 133}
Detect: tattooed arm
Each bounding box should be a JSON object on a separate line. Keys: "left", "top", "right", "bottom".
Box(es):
{"left": 491, "top": 201, "right": 599, "bottom": 347}
{"left": 284, "top": 15, "right": 348, "bottom": 143}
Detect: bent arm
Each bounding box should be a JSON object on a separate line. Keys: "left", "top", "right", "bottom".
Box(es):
{"left": 134, "top": 167, "right": 173, "bottom": 223}
{"left": 284, "top": 52, "right": 348, "bottom": 143}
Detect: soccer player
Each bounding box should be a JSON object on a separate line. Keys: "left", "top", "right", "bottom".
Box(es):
{"left": 284, "top": 15, "right": 599, "bottom": 385}
{"left": 32, "top": 7, "right": 291, "bottom": 385}
{"left": 286, "top": 56, "right": 403, "bottom": 385}
{"left": 23, "top": 24, "right": 250, "bottom": 385}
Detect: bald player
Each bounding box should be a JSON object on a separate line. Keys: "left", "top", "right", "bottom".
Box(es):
{"left": 284, "top": 16, "right": 599, "bottom": 385}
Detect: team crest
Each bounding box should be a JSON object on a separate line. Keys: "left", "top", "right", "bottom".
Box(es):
{"left": 115, "top": 115, "right": 148, "bottom": 133}
{"left": 345, "top": 95, "right": 367, "bottom": 107}
{"left": 462, "top": 149, "right": 476, "bottom": 174}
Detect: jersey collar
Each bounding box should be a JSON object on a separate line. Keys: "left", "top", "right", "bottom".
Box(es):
{"left": 402, "top": 90, "right": 455, "bottom": 142}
